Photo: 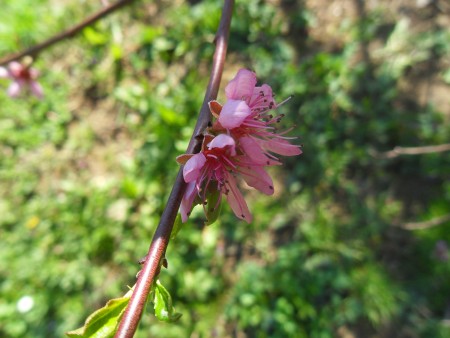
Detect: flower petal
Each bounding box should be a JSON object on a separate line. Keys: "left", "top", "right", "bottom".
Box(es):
{"left": 29, "top": 68, "right": 39, "bottom": 80}
{"left": 248, "top": 84, "right": 276, "bottom": 109}
{"left": 225, "top": 69, "right": 257, "bottom": 100}
{"left": 257, "top": 138, "right": 302, "bottom": 156}
{"left": 207, "top": 134, "right": 236, "bottom": 155}
{"left": 0, "top": 67, "right": 9, "bottom": 78}
{"left": 7, "top": 81, "right": 22, "bottom": 97}
{"left": 239, "top": 165, "right": 274, "bottom": 195}
{"left": 183, "top": 153, "right": 206, "bottom": 182}
{"left": 218, "top": 99, "right": 251, "bottom": 129}
{"left": 180, "top": 181, "right": 197, "bottom": 222}
{"left": 239, "top": 136, "right": 268, "bottom": 164}
{"left": 30, "top": 81, "right": 43, "bottom": 99}
{"left": 224, "top": 174, "right": 252, "bottom": 223}
{"left": 8, "top": 62, "right": 23, "bottom": 77}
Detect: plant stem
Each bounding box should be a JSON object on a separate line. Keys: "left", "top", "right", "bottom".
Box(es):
{"left": 114, "top": 1, "right": 234, "bottom": 337}
{"left": 401, "top": 214, "right": 450, "bottom": 230}
{"left": 0, "top": 0, "right": 137, "bottom": 66}
{"left": 371, "top": 143, "right": 450, "bottom": 159}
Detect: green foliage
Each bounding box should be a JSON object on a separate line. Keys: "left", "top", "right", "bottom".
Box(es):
{"left": 66, "top": 293, "right": 131, "bottom": 338}
{"left": 1, "top": 0, "right": 449, "bottom": 337}
{"left": 153, "top": 280, "right": 182, "bottom": 323}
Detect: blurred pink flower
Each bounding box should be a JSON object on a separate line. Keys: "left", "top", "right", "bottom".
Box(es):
{"left": 214, "top": 69, "right": 301, "bottom": 162}
{"left": 0, "top": 61, "right": 43, "bottom": 99}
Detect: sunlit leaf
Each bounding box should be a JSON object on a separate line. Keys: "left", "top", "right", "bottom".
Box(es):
{"left": 66, "top": 290, "right": 132, "bottom": 338}
{"left": 153, "top": 280, "right": 182, "bottom": 323}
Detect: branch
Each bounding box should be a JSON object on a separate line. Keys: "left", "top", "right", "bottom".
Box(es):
{"left": 371, "top": 143, "right": 450, "bottom": 159}
{"left": 114, "top": 1, "right": 235, "bottom": 337}
{"left": 0, "top": 0, "right": 137, "bottom": 66}
{"left": 400, "top": 214, "right": 450, "bottom": 230}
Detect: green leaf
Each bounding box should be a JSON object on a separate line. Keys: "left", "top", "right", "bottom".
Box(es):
{"left": 66, "top": 292, "right": 131, "bottom": 338}
{"left": 170, "top": 213, "right": 183, "bottom": 239}
{"left": 204, "top": 188, "right": 222, "bottom": 226}
{"left": 83, "top": 26, "right": 108, "bottom": 46}
{"left": 153, "top": 280, "right": 182, "bottom": 323}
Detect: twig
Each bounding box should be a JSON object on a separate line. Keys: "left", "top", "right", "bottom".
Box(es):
{"left": 371, "top": 143, "right": 450, "bottom": 159}
{"left": 400, "top": 214, "right": 450, "bottom": 230}
{"left": 114, "top": 1, "right": 234, "bottom": 337}
{"left": 0, "top": 0, "right": 136, "bottom": 66}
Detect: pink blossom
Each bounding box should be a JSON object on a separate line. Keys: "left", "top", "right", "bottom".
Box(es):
{"left": 0, "top": 61, "right": 43, "bottom": 99}
{"left": 177, "top": 69, "right": 302, "bottom": 224}
{"left": 222, "top": 69, "right": 275, "bottom": 117}
{"left": 177, "top": 134, "right": 252, "bottom": 223}
{"left": 215, "top": 69, "right": 301, "bottom": 161}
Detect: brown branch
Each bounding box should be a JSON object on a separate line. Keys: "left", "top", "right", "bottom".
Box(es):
{"left": 114, "top": 1, "right": 234, "bottom": 337}
{"left": 400, "top": 214, "right": 450, "bottom": 230}
{"left": 371, "top": 143, "right": 450, "bottom": 159}
{"left": 0, "top": 0, "right": 137, "bottom": 66}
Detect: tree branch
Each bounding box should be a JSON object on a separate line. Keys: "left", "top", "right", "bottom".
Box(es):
{"left": 0, "top": 0, "right": 137, "bottom": 66}
{"left": 114, "top": 1, "right": 234, "bottom": 337}
{"left": 400, "top": 214, "right": 450, "bottom": 230}
{"left": 371, "top": 143, "right": 450, "bottom": 159}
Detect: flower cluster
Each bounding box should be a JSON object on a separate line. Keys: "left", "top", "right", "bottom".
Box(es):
{"left": 0, "top": 60, "right": 43, "bottom": 99}
{"left": 177, "top": 69, "right": 302, "bottom": 224}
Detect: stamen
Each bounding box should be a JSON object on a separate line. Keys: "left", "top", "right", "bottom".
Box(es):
{"left": 276, "top": 96, "right": 292, "bottom": 107}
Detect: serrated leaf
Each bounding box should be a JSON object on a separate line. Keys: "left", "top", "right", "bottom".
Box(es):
{"left": 171, "top": 213, "right": 183, "bottom": 239}
{"left": 153, "top": 280, "right": 182, "bottom": 323}
{"left": 66, "top": 291, "right": 131, "bottom": 338}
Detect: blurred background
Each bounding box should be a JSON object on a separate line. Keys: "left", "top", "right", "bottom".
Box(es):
{"left": 1, "top": 0, "right": 449, "bottom": 337}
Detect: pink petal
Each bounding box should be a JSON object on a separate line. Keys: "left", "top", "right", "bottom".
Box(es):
{"left": 183, "top": 153, "right": 206, "bottom": 182}
{"left": 218, "top": 99, "right": 251, "bottom": 129}
{"left": 257, "top": 138, "right": 302, "bottom": 156}
{"left": 30, "top": 81, "right": 43, "bottom": 99}
{"left": 0, "top": 67, "right": 9, "bottom": 78}
{"left": 207, "top": 134, "right": 236, "bottom": 155}
{"left": 248, "top": 84, "right": 276, "bottom": 109}
{"left": 29, "top": 68, "right": 39, "bottom": 80}
{"left": 8, "top": 62, "right": 23, "bottom": 78}
{"left": 7, "top": 81, "right": 22, "bottom": 97}
{"left": 239, "top": 165, "right": 274, "bottom": 195}
{"left": 224, "top": 174, "right": 252, "bottom": 223}
{"left": 180, "top": 181, "right": 197, "bottom": 222}
{"left": 225, "top": 69, "right": 257, "bottom": 100}
{"left": 239, "top": 136, "right": 268, "bottom": 164}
